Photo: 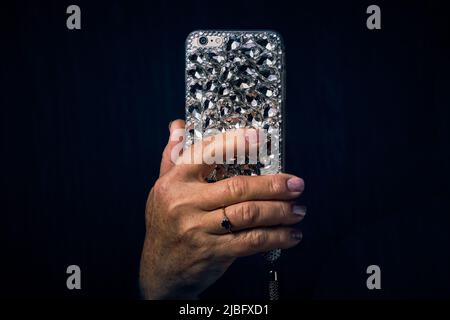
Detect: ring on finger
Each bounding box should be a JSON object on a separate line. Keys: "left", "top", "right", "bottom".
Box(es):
{"left": 220, "top": 206, "right": 233, "bottom": 233}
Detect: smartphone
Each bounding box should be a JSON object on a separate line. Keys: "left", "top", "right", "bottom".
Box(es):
{"left": 184, "top": 30, "right": 285, "bottom": 298}
{"left": 185, "top": 30, "right": 285, "bottom": 177}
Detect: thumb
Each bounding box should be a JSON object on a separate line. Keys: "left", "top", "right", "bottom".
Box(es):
{"left": 159, "top": 119, "right": 185, "bottom": 177}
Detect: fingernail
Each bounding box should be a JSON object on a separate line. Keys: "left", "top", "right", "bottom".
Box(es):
{"left": 287, "top": 177, "right": 304, "bottom": 192}
{"left": 293, "top": 205, "right": 307, "bottom": 216}
{"left": 291, "top": 230, "right": 303, "bottom": 241}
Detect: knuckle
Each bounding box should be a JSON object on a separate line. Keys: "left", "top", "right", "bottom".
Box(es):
{"left": 279, "top": 202, "right": 290, "bottom": 219}
{"left": 180, "top": 225, "right": 215, "bottom": 261}
{"left": 197, "top": 240, "right": 216, "bottom": 261}
{"left": 153, "top": 179, "right": 192, "bottom": 219}
{"left": 226, "top": 176, "right": 248, "bottom": 199}
{"left": 239, "top": 202, "right": 259, "bottom": 226}
{"left": 170, "top": 164, "right": 188, "bottom": 180}
{"left": 179, "top": 221, "right": 201, "bottom": 245}
{"left": 247, "top": 230, "right": 268, "bottom": 250}
{"left": 152, "top": 177, "right": 169, "bottom": 198}
{"left": 165, "top": 200, "right": 180, "bottom": 218}
{"left": 166, "top": 200, "right": 193, "bottom": 222}
{"left": 268, "top": 176, "right": 285, "bottom": 194}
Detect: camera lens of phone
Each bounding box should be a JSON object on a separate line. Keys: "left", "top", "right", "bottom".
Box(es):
{"left": 199, "top": 36, "right": 208, "bottom": 45}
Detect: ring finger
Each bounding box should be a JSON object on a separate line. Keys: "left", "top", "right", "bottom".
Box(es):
{"left": 202, "top": 201, "right": 306, "bottom": 234}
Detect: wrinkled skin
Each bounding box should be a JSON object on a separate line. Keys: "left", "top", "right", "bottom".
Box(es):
{"left": 140, "top": 120, "right": 306, "bottom": 299}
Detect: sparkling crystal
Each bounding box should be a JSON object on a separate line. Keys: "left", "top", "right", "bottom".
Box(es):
{"left": 187, "top": 102, "right": 201, "bottom": 113}
{"left": 260, "top": 68, "right": 271, "bottom": 78}
{"left": 205, "top": 80, "right": 217, "bottom": 92}
{"left": 251, "top": 113, "right": 263, "bottom": 127}
{"left": 203, "top": 99, "right": 214, "bottom": 109}
{"left": 266, "top": 43, "right": 275, "bottom": 51}
{"left": 268, "top": 108, "right": 277, "bottom": 117}
{"left": 233, "top": 78, "right": 254, "bottom": 89}
{"left": 257, "top": 54, "right": 274, "bottom": 66}
{"left": 256, "top": 38, "right": 269, "bottom": 47}
{"left": 243, "top": 47, "right": 261, "bottom": 59}
{"left": 186, "top": 31, "right": 283, "bottom": 182}
{"left": 189, "top": 53, "right": 203, "bottom": 63}
{"left": 188, "top": 66, "right": 205, "bottom": 79}
{"left": 209, "top": 52, "right": 226, "bottom": 63}
{"left": 226, "top": 38, "right": 241, "bottom": 51}
{"left": 242, "top": 39, "right": 256, "bottom": 49}
{"left": 245, "top": 67, "right": 257, "bottom": 75}
{"left": 194, "top": 128, "right": 202, "bottom": 139}
{"left": 230, "top": 94, "right": 240, "bottom": 102}
{"left": 219, "top": 68, "right": 232, "bottom": 82}
{"left": 219, "top": 87, "right": 230, "bottom": 96}
{"left": 257, "top": 86, "right": 272, "bottom": 97}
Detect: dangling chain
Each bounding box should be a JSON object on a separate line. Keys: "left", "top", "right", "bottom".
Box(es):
{"left": 262, "top": 249, "right": 281, "bottom": 300}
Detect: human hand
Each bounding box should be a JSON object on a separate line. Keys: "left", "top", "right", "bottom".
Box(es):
{"left": 139, "top": 120, "right": 306, "bottom": 299}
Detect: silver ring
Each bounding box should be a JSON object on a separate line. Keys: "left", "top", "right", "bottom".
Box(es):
{"left": 221, "top": 206, "right": 233, "bottom": 233}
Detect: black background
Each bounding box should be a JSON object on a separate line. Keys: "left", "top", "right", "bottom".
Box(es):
{"left": 1, "top": 0, "right": 449, "bottom": 299}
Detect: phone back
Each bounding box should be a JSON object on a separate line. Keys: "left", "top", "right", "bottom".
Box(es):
{"left": 185, "top": 30, "right": 285, "bottom": 183}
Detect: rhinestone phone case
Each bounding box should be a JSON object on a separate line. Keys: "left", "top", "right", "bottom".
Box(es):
{"left": 185, "top": 31, "right": 285, "bottom": 278}
{"left": 185, "top": 30, "right": 285, "bottom": 176}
